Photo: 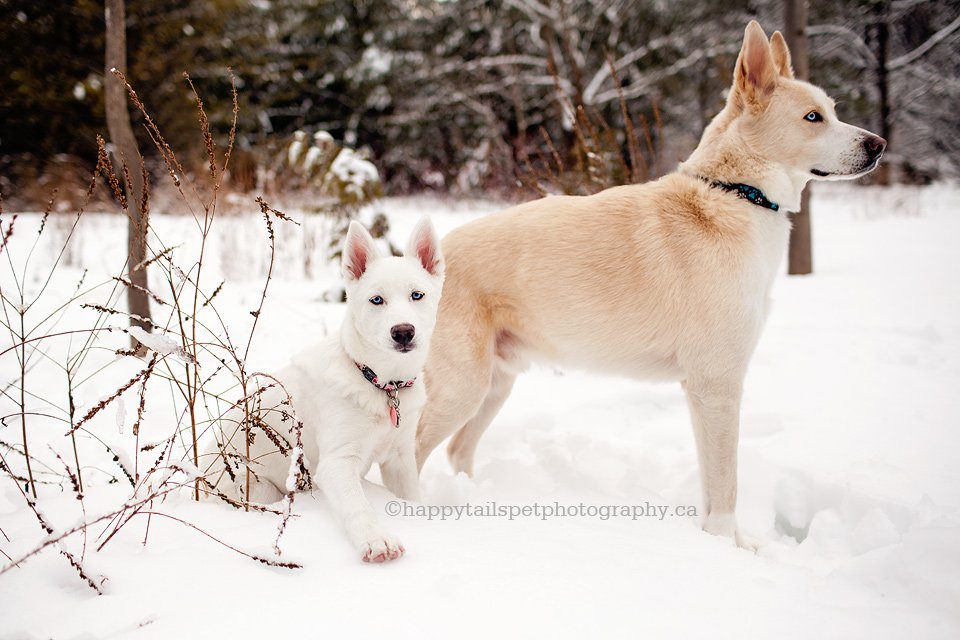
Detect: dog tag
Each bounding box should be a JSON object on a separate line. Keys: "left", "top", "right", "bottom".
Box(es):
{"left": 386, "top": 391, "right": 400, "bottom": 428}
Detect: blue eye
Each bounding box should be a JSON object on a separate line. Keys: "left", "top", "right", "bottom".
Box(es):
{"left": 804, "top": 111, "right": 823, "bottom": 122}
{"left": 411, "top": 291, "right": 424, "bottom": 301}
{"left": 369, "top": 295, "right": 384, "bottom": 305}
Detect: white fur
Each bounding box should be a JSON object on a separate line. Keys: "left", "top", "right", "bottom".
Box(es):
{"left": 205, "top": 217, "right": 444, "bottom": 563}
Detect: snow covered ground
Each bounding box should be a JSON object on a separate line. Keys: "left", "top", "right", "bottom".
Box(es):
{"left": 1, "top": 185, "right": 959, "bottom": 639}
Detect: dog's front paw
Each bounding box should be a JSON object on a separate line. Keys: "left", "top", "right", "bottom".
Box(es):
{"left": 360, "top": 532, "right": 405, "bottom": 563}
{"left": 734, "top": 531, "right": 759, "bottom": 552}
{"left": 703, "top": 511, "right": 738, "bottom": 538}
{"left": 703, "top": 511, "right": 758, "bottom": 552}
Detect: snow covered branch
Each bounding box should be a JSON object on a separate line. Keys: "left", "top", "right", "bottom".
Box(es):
{"left": 503, "top": 0, "right": 558, "bottom": 23}
{"left": 583, "top": 30, "right": 706, "bottom": 104}
{"left": 414, "top": 54, "right": 549, "bottom": 79}
{"left": 807, "top": 24, "right": 877, "bottom": 68}
{"left": 591, "top": 43, "right": 740, "bottom": 106}
{"left": 888, "top": 13, "right": 960, "bottom": 71}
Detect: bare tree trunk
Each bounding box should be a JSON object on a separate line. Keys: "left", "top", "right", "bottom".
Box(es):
{"left": 509, "top": 64, "right": 529, "bottom": 164}
{"left": 785, "top": 0, "right": 813, "bottom": 275}
{"left": 105, "top": 0, "right": 152, "bottom": 346}
{"left": 871, "top": 0, "right": 893, "bottom": 185}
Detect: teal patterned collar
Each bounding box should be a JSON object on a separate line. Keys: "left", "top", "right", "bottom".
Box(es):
{"left": 699, "top": 177, "right": 780, "bottom": 212}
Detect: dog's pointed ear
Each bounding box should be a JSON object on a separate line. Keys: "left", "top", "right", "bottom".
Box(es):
{"left": 732, "top": 21, "right": 778, "bottom": 110}
{"left": 769, "top": 31, "right": 795, "bottom": 79}
{"left": 342, "top": 221, "right": 380, "bottom": 281}
{"left": 405, "top": 216, "right": 444, "bottom": 277}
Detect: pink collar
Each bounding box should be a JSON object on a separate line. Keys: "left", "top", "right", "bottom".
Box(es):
{"left": 355, "top": 362, "right": 415, "bottom": 428}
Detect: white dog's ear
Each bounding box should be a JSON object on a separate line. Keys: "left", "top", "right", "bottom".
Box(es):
{"left": 342, "top": 221, "right": 380, "bottom": 281}
{"left": 405, "top": 217, "right": 444, "bottom": 277}
{"left": 769, "top": 31, "right": 795, "bottom": 79}
{"left": 732, "top": 20, "right": 778, "bottom": 110}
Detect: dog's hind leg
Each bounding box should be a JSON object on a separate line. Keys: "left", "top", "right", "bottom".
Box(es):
{"left": 682, "top": 374, "right": 750, "bottom": 548}
{"left": 446, "top": 367, "right": 516, "bottom": 476}
{"left": 416, "top": 327, "right": 496, "bottom": 472}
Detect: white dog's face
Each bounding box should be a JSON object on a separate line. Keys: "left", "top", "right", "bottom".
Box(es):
{"left": 342, "top": 218, "right": 445, "bottom": 356}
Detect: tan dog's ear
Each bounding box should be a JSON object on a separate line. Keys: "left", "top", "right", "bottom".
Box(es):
{"left": 732, "top": 20, "right": 779, "bottom": 110}
{"left": 769, "top": 31, "right": 795, "bottom": 79}
{"left": 405, "top": 216, "right": 444, "bottom": 277}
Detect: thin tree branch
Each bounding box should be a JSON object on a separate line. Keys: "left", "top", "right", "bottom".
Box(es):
{"left": 808, "top": 24, "right": 877, "bottom": 67}
{"left": 592, "top": 43, "right": 739, "bottom": 106}
{"left": 888, "top": 14, "right": 960, "bottom": 71}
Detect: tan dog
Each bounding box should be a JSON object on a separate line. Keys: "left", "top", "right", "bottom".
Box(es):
{"left": 415, "top": 21, "right": 885, "bottom": 547}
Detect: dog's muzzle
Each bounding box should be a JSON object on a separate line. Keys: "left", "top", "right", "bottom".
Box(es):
{"left": 391, "top": 323, "right": 416, "bottom": 352}
{"left": 864, "top": 135, "right": 887, "bottom": 166}
{"left": 813, "top": 134, "right": 888, "bottom": 177}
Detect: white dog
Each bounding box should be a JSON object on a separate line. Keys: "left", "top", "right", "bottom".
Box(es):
{"left": 207, "top": 217, "right": 444, "bottom": 563}
{"left": 415, "top": 21, "right": 885, "bottom": 548}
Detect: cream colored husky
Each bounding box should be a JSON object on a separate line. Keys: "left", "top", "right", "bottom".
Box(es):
{"left": 415, "top": 21, "right": 885, "bottom": 547}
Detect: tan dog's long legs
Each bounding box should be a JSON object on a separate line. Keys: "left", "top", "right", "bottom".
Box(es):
{"left": 446, "top": 368, "right": 517, "bottom": 476}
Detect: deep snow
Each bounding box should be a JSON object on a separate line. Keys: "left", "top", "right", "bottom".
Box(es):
{"left": 1, "top": 185, "right": 958, "bottom": 639}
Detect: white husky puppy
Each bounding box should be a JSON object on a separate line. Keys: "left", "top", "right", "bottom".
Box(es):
{"left": 207, "top": 218, "right": 444, "bottom": 563}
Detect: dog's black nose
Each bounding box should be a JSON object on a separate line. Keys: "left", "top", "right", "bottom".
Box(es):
{"left": 391, "top": 323, "right": 415, "bottom": 346}
{"left": 864, "top": 135, "right": 887, "bottom": 159}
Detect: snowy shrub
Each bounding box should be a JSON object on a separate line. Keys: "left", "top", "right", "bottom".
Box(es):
{"left": 281, "top": 129, "right": 382, "bottom": 213}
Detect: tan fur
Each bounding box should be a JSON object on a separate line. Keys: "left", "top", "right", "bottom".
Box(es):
{"left": 416, "top": 21, "right": 886, "bottom": 547}
{"left": 769, "top": 31, "right": 795, "bottom": 79}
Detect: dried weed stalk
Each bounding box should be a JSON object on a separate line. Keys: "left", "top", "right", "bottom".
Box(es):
{"left": 1, "top": 71, "right": 306, "bottom": 592}
{"left": 520, "top": 58, "right": 662, "bottom": 197}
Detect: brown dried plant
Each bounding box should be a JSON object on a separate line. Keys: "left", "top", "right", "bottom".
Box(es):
{"left": 1, "top": 71, "right": 307, "bottom": 592}
{"left": 519, "top": 58, "right": 663, "bottom": 197}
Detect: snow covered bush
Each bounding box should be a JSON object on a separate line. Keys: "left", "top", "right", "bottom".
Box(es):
{"left": 281, "top": 129, "right": 382, "bottom": 212}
